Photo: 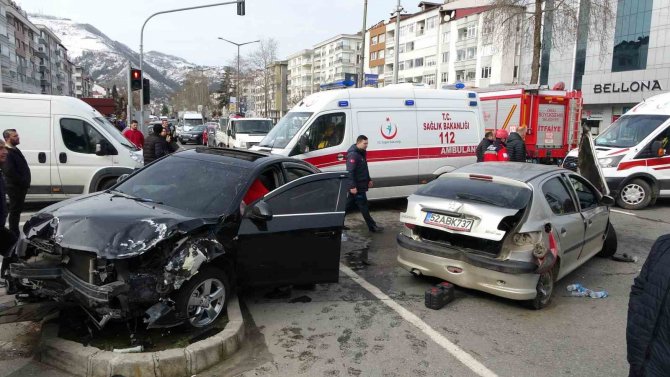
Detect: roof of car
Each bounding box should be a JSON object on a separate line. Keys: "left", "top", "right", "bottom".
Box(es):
{"left": 171, "top": 147, "right": 292, "bottom": 169}
{"left": 454, "top": 162, "right": 568, "bottom": 183}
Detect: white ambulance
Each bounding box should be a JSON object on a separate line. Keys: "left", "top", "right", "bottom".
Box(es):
{"left": 251, "top": 85, "right": 485, "bottom": 199}
{"left": 564, "top": 92, "right": 670, "bottom": 210}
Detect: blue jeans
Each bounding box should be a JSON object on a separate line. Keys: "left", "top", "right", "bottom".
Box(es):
{"left": 346, "top": 191, "right": 377, "bottom": 230}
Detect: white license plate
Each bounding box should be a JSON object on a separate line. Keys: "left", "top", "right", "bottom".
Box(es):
{"left": 424, "top": 212, "right": 473, "bottom": 232}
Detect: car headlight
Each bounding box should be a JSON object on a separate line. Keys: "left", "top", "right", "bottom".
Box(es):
{"left": 598, "top": 155, "right": 624, "bottom": 168}
{"left": 129, "top": 151, "right": 143, "bottom": 164}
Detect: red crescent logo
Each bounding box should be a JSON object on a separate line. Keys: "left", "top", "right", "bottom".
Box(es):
{"left": 381, "top": 124, "right": 398, "bottom": 140}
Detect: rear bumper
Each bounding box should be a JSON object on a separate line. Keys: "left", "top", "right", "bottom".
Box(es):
{"left": 397, "top": 234, "right": 539, "bottom": 300}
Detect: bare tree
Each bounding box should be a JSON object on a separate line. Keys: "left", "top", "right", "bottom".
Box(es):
{"left": 170, "top": 71, "right": 214, "bottom": 113}
{"left": 486, "top": 0, "right": 615, "bottom": 85}
{"left": 246, "top": 38, "right": 279, "bottom": 117}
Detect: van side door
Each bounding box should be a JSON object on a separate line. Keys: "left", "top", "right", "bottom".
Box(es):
{"left": 290, "top": 111, "right": 351, "bottom": 172}
{"left": 54, "top": 117, "right": 116, "bottom": 197}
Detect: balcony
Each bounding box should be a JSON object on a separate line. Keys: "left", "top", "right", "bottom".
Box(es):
{"left": 36, "top": 47, "right": 47, "bottom": 58}
{"left": 38, "top": 65, "right": 49, "bottom": 73}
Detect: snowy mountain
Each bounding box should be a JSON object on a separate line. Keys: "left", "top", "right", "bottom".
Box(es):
{"left": 29, "top": 14, "right": 225, "bottom": 98}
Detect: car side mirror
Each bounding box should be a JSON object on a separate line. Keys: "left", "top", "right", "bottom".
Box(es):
{"left": 651, "top": 141, "right": 664, "bottom": 157}
{"left": 601, "top": 195, "right": 615, "bottom": 207}
{"left": 117, "top": 174, "right": 130, "bottom": 184}
{"left": 248, "top": 200, "right": 273, "bottom": 221}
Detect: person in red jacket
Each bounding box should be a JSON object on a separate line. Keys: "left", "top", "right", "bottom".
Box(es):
{"left": 483, "top": 129, "right": 509, "bottom": 162}
{"left": 122, "top": 120, "right": 145, "bottom": 149}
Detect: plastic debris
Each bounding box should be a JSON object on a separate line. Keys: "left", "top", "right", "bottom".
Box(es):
{"left": 566, "top": 283, "right": 608, "bottom": 298}
{"left": 612, "top": 253, "right": 638, "bottom": 263}
{"left": 113, "top": 345, "right": 143, "bottom": 353}
{"left": 425, "top": 282, "right": 455, "bottom": 310}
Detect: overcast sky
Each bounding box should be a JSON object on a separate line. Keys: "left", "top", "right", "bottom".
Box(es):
{"left": 17, "top": 0, "right": 404, "bottom": 66}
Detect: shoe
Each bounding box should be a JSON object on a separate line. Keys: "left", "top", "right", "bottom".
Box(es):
{"left": 369, "top": 225, "right": 384, "bottom": 233}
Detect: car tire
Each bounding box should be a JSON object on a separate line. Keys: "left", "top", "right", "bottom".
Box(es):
{"left": 174, "top": 266, "right": 230, "bottom": 329}
{"left": 597, "top": 223, "right": 618, "bottom": 258}
{"left": 97, "top": 178, "right": 117, "bottom": 192}
{"left": 616, "top": 179, "right": 652, "bottom": 210}
{"left": 525, "top": 270, "right": 554, "bottom": 310}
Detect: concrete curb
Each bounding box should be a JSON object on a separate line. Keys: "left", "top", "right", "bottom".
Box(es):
{"left": 38, "top": 295, "right": 245, "bottom": 377}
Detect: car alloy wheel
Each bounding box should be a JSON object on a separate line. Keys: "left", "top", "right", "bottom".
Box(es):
{"left": 186, "top": 277, "right": 226, "bottom": 327}
{"left": 621, "top": 183, "right": 645, "bottom": 206}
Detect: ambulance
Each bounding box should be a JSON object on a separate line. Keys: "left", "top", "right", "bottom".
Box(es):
{"left": 563, "top": 92, "right": 670, "bottom": 210}
{"left": 251, "top": 85, "right": 485, "bottom": 199}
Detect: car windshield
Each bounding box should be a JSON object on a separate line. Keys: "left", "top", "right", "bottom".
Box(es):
{"left": 595, "top": 115, "right": 670, "bottom": 148}
{"left": 416, "top": 177, "right": 532, "bottom": 210}
{"left": 184, "top": 118, "right": 203, "bottom": 127}
{"left": 113, "top": 154, "right": 248, "bottom": 216}
{"left": 234, "top": 120, "right": 272, "bottom": 134}
{"left": 94, "top": 117, "right": 138, "bottom": 151}
{"left": 258, "top": 112, "right": 313, "bottom": 149}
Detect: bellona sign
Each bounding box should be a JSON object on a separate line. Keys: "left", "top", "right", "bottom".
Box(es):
{"left": 594, "top": 80, "right": 663, "bottom": 94}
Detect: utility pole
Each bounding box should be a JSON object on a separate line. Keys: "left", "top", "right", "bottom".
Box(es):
{"left": 359, "top": 0, "right": 368, "bottom": 88}
{"left": 393, "top": 0, "right": 403, "bottom": 84}
{"left": 217, "top": 38, "right": 260, "bottom": 115}
{"left": 126, "top": 61, "right": 132, "bottom": 127}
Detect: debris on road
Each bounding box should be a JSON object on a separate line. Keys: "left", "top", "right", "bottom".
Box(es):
{"left": 112, "top": 345, "right": 143, "bottom": 353}
{"left": 288, "top": 295, "right": 312, "bottom": 304}
{"left": 612, "top": 253, "right": 638, "bottom": 263}
{"left": 566, "top": 283, "right": 608, "bottom": 298}
{"left": 424, "top": 282, "right": 455, "bottom": 310}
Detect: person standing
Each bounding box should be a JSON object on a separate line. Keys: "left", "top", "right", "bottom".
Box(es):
{"left": 483, "top": 129, "right": 510, "bottom": 162}
{"left": 627, "top": 234, "right": 670, "bottom": 376}
{"left": 122, "top": 120, "right": 145, "bottom": 149}
{"left": 507, "top": 126, "right": 528, "bottom": 162}
{"left": 143, "top": 124, "right": 172, "bottom": 165}
{"left": 476, "top": 131, "right": 494, "bottom": 162}
{"left": 2, "top": 129, "right": 30, "bottom": 237}
{"left": 346, "top": 135, "right": 383, "bottom": 233}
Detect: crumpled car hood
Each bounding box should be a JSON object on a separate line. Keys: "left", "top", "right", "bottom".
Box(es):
{"left": 24, "top": 193, "right": 217, "bottom": 259}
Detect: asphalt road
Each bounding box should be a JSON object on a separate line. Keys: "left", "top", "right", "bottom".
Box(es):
{"left": 1, "top": 185, "right": 668, "bottom": 376}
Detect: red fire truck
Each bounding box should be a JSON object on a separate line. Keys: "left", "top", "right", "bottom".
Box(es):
{"left": 478, "top": 87, "right": 583, "bottom": 165}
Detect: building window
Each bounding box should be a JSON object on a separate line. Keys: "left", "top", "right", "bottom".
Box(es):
{"left": 371, "top": 36, "right": 378, "bottom": 45}
{"left": 441, "top": 72, "right": 448, "bottom": 83}
{"left": 612, "top": 0, "right": 652, "bottom": 72}
{"left": 456, "top": 70, "right": 465, "bottom": 81}
{"left": 426, "top": 16, "right": 438, "bottom": 30}
{"left": 458, "top": 27, "right": 467, "bottom": 41}
{"left": 415, "top": 57, "right": 424, "bottom": 67}
{"left": 370, "top": 51, "right": 377, "bottom": 60}
{"left": 379, "top": 34, "right": 385, "bottom": 43}
{"left": 466, "top": 47, "right": 477, "bottom": 60}
{"left": 442, "top": 31, "right": 450, "bottom": 44}
{"left": 482, "top": 22, "right": 494, "bottom": 36}
{"left": 481, "top": 66, "right": 491, "bottom": 79}
{"left": 379, "top": 50, "right": 385, "bottom": 59}
{"left": 442, "top": 52, "right": 450, "bottom": 63}
{"left": 466, "top": 70, "right": 476, "bottom": 81}
{"left": 513, "top": 65, "right": 519, "bottom": 79}
{"left": 425, "top": 55, "right": 436, "bottom": 67}
{"left": 399, "top": 61, "right": 405, "bottom": 71}
{"left": 467, "top": 23, "right": 477, "bottom": 39}
{"left": 399, "top": 25, "right": 408, "bottom": 37}
{"left": 456, "top": 49, "right": 466, "bottom": 61}
{"left": 406, "top": 60, "right": 414, "bottom": 69}
{"left": 406, "top": 42, "right": 414, "bottom": 52}
{"left": 425, "top": 74, "right": 436, "bottom": 85}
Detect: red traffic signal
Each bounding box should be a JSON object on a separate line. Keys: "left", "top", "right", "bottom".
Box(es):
{"left": 130, "top": 69, "right": 142, "bottom": 91}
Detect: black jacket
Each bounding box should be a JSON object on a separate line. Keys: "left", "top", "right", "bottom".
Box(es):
{"left": 345, "top": 144, "right": 371, "bottom": 192}
{"left": 3, "top": 147, "right": 31, "bottom": 189}
{"left": 0, "top": 171, "right": 7, "bottom": 226}
{"left": 143, "top": 135, "right": 171, "bottom": 165}
{"left": 476, "top": 138, "right": 493, "bottom": 162}
{"left": 627, "top": 234, "right": 670, "bottom": 377}
{"left": 506, "top": 132, "right": 527, "bottom": 162}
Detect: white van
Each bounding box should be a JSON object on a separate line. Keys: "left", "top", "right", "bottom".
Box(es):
{"left": 564, "top": 92, "right": 670, "bottom": 210}
{"left": 251, "top": 86, "right": 485, "bottom": 199}
{"left": 215, "top": 117, "right": 272, "bottom": 149}
{"left": 0, "top": 93, "right": 144, "bottom": 202}
{"left": 182, "top": 111, "right": 204, "bottom": 132}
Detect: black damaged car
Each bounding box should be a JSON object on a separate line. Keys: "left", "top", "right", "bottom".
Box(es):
{"left": 2, "top": 148, "right": 348, "bottom": 329}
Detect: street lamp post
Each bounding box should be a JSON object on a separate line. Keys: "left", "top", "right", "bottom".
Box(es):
{"left": 217, "top": 38, "right": 260, "bottom": 115}
{"left": 392, "top": 0, "right": 403, "bottom": 85}
{"left": 139, "top": 0, "right": 244, "bottom": 132}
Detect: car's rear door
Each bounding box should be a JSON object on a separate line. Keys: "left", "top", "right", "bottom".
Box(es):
{"left": 566, "top": 174, "right": 609, "bottom": 261}
{"left": 236, "top": 172, "right": 348, "bottom": 286}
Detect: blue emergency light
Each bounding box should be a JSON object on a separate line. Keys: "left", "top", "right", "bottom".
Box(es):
{"left": 405, "top": 100, "right": 415, "bottom": 106}
{"left": 468, "top": 92, "right": 477, "bottom": 98}
{"left": 469, "top": 101, "right": 478, "bottom": 106}
{"left": 338, "top": 100, "right": 349, "bottom": 107}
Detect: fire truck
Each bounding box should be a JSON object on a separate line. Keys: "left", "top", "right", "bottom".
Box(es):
{"left": 478, "top": 86, "right": 583, "bottom": 165}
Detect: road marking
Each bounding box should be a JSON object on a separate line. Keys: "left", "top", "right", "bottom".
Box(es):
{"left": 611, "top": 209, "right": 636, "bottom": 216}
{"left": 340, "top": 264, "right": 498, "bottom": 377}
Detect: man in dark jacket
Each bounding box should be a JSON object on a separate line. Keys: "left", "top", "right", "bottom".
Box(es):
{"left": 3, "top": 129, "right": 31, "bottom": 236}
{"left": 506, "top": 126, "right": 527, "bottom": 162}
{"left": 143, "top": 124, "right": 172, "bottom": 165}
{"left": 627, "top": 234, "right": 670, "bottom": 377}
{"left": 346, "top": 135, "right": 383, "bottom": 233}
{"left": 476, "top": 131, "right": 494, "bottom": 162}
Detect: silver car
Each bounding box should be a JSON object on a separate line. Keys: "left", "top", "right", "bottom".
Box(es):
{"left": 397, "top": 163, "right": 617, "bottom": 309}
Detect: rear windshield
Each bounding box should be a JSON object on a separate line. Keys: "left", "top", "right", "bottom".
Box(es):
{"left": 416, "top": 177, "right": 532, "bottom": 210}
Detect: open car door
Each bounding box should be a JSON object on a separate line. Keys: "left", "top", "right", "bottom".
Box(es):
{"left": 236, "top": 172, "right": 348, "bottom": 286}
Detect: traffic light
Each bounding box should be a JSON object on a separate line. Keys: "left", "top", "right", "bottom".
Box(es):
{"left": 130, "top": 69, "right": 142, "bottom": 91}
{"left": 237, "top": 0, "right": 245, "bottom": 16}
{"left": 142, "top": 78, "right": 150, "bottom": 104}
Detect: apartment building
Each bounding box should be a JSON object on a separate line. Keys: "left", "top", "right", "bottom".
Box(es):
{"left": 249, "top": 60, "right": 288, "bottom": 120}
{"left": 287, "top": 49, "right": 313, "bottom": 107}
{"left": 3, "top": 0, "right": 40, "bottom": 93}
{"left": 312, "top": 33, "right": 362, "bottom": 90}
{"left": 74, "top": 65, "right": 91, "bottom": 98}
{"left": 366, "top": 21, "right": 386, "bottom": 86}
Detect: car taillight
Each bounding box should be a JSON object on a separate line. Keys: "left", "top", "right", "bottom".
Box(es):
{"left": 548, "top": 231, "right": 558, "bottom": 256}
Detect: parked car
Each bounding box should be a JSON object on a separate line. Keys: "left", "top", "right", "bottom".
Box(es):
{"left": 397, "top": 162, "right": 617, "bottom": 309}
{"left": 5, "top": 148, "right": 348, "bottom": 329}
{"left": 179, "top": 125, "right": 206, "bottom": 145}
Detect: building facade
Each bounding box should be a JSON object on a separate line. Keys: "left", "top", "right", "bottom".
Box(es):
{"left": 74, "top": 65, "right": 91, "bottom": 98}
{"left": 312, "top": 33, "right": 362, "bottom": 90}
{"left": 287, "top": 49, "right": 313, "bottom": 107}
{"left": 367, "top": 21, "right": 386, "bottom": 86}
{"left": 3, "top": 0, "right": 40, "bottom": 93}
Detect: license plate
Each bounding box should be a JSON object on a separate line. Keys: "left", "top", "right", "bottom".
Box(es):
{"left": 424, "top": 212, "right": 473, "bottom": 232}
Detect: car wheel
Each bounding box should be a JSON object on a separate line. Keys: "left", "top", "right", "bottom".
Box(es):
{"left": 174, "top": 266, "right": 230, "bottom": 329}
{"left": 616, "top": 179, "right": 652, "bottom": 210}
{"left": 97, "top": 178, "right": 117, "bottom": 192}
{"left": 526, "top": 270, "right": 554, "bottom": 310}
{"left": 597, "top": 223, "right": 618, "bottom": 258}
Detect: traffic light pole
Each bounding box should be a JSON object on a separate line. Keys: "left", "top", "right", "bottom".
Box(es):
{"left": 127, "top": 61, "right": 132, "bottom": 131}
{"left": 139, "top": 0, "right": 245, "bottom": 129}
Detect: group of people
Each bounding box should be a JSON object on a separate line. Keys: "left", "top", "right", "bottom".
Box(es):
{"left": 121, "top": 119, "right": 178, "bottom": 164}
{"left": 475, "top": 126, "right": 528, "bottom": 163}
